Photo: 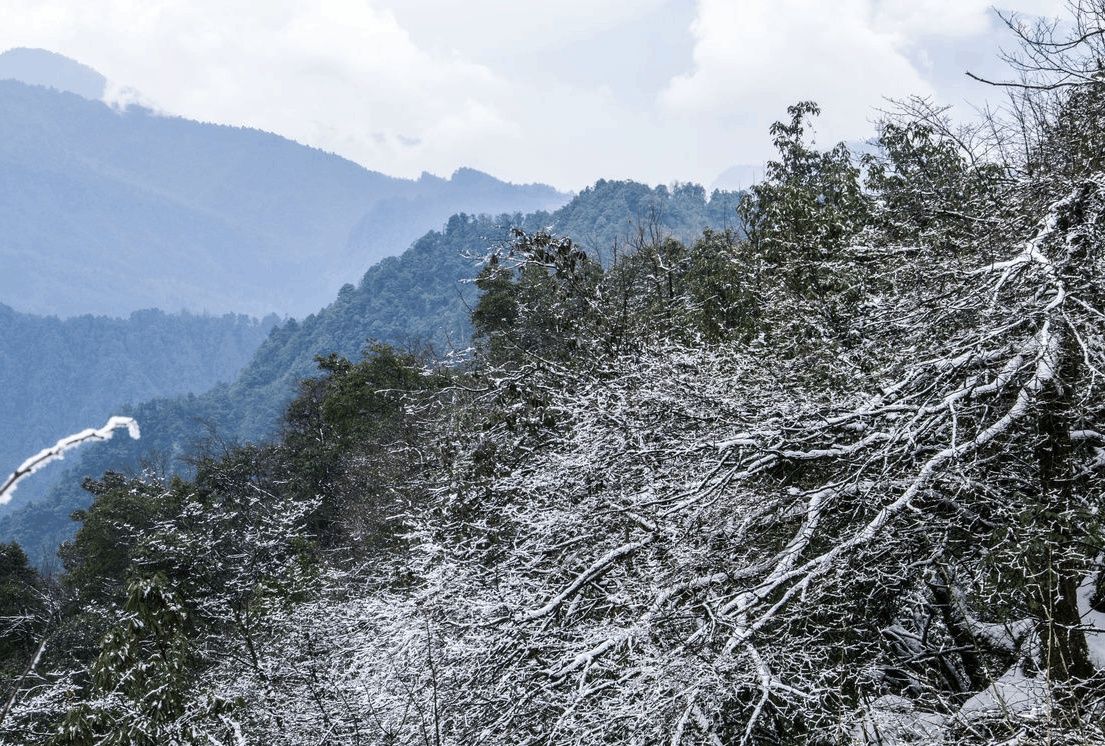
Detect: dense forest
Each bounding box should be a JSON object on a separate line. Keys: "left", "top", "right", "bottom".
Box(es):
{"left": 4, "top": 7, "right": 1105, "bottom": 745}
{"left": 0, "top": 307, "right": 277, "bottom": 515}
{"left": 0, "top": 179, "right": 742, "bottom": 565}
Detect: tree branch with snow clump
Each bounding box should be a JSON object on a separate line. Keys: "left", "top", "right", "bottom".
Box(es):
{"left": 0, "top": 416, "right": 140, "bottom": 505}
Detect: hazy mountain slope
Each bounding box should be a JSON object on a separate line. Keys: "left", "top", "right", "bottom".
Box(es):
{"left": 0, "top": 181, "right": 741, "bottom": 561}
{"left": 348, "top": 168, "right": 574, "bottom": 265}
{"left": 0, "top": 48, "right": 106, "bottom": 100}
{"left": 0, "top": 307, "right": 278, "bottom": 520}
{"left": 0, "top": 77, "right": 566, "bottom": 318}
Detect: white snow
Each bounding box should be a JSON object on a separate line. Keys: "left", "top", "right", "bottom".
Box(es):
{"left": 853, "top": 695, "right": 946, "bottom": 745}
{"left": 958, "top": 667, "right": 1049, "bottom": 719}
{"left": 1077, "top": 565, "right": 1105, "bottom": 670}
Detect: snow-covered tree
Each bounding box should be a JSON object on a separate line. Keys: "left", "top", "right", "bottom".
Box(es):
{"left": 224, "top": 8, "right": 1105, "bottom": 743}
{"left": 9, "top": 6, "right": 1105, "bottom": 746}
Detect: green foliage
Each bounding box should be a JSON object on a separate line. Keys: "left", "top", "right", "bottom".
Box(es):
{"left": 682, "top": 229, "right": 761, "bottom": 341}
{"left": 283, "top": 345, "right": 446, "bottom": 551}
{"left": 863, "top": 119, "right": 1008, "bottom": 251}
{"left": 1031, "top": 78, "right": 1105, "bottom": 180}
{"left": 59, "top": 475, "right": 171, "bottom": 608}
{"left": 473, "top": 220, "right": 765, "bottom": 369}
{"left": 602, "top": 229, "right": 761, "bottom": 345}
{"left": 33, "top": 419, "right": 328, "bottom": 740}
{"left": 737, "top": 101, "right": 870, "bottom": 350}
{"left": 473, "top": 232, "right": 603, "bottom": 364}
{"left": 739, "top": 101, "right": 869, "bottom": 263}
{"left": 0, "top": 542, "right": 45, "bottom": 690}
{"left": 51, "top": 573, "right": 233, "bottom": 746}
{"left": 471, "top": 256, "right": 519, "bottom": 361}
{"left": 470, "top": 181, "right": 783, "bottom": 368}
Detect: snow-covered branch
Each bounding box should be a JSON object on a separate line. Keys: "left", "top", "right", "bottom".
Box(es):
{"left": 0, "top": 416, "right": 140, "bottom": 505}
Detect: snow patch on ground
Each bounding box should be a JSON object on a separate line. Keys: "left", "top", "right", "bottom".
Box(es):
{"left": 958, "top": 667, "right": 1049, "bottom": 719}
{"left": 853, "top": 695, "right": 946, "bottom": 744}
{"left": 1077, "top": 565, "right": 1105, "bottom": 669}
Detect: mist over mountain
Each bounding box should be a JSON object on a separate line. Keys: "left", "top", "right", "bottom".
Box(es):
{"left": 0, "top": 66, "right": 567, "bottom": 319}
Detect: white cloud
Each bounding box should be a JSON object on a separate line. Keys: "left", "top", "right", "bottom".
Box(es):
{"left": 661, "top": 0, "right": 944, "bottom": 161}
{"left": 0, "top": 0, "right": 516, "bottom": 179}
{"left": 0, "top": 0, "right": 1082, "bottom": 190}
{"left": 659, "top": 0, "right": 1067, "bottom": 171}
{"left": 873, "top": 0, "right": 995, "bottom": 39}
{"left": 873, "top": 0, "right": 1067, "bottom": 41}
{"left": 374, "top": 0, "right": 671, "bottom": 59}
{"left": 0, "top": 0, "right": 696, "bottom": 188}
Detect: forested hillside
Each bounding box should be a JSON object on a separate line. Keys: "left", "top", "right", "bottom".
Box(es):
{"left": 0, "top": 76, "right": 565, "bottom": 318}
{"left": 5, "top": 9, "right": 1104, "bottom": 744}
{"left": 0, "top": 179, "right": 741, "bottom": 563}
{"left": 0, "top": 306, "right": 277, "bottom": 516}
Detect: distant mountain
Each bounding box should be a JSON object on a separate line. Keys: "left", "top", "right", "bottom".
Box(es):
{"left": 348, "top": 168, "right": 567, "bottom": 264}
{"left": 712, "top": 139, "right": 878, "bottom": 193}
{"left": 0, "top": 72, "right": 566, "bottom": 319}
{"left": 712, "top": 163, "right": 766, "bottom": 192}
{"left": 0, "top": 306, "right": 278, "bottom": 521}
{"left": 0, "top": 48, "right": 106, "bottom": 100}
{"left": 0, "top": 180, "right": 742, "bottom": 564}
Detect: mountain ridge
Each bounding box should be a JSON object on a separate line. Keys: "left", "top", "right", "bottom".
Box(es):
{"left": 0, "top": 47, "right": 106, "bottom": 100}
{"left": 0, "top": 77, "right": 567, "bottom": 319}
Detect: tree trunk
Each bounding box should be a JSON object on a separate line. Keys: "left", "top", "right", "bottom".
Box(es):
{"left": 1032, "top": 330, "right": 1093, "bottom": 684}
{"left": 930, "top": 571, "right": 990, "bottom": 691}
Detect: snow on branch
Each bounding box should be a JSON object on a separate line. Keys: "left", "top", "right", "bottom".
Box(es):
{"left": 0, "top": 416, "right": 140, "bottom": 505}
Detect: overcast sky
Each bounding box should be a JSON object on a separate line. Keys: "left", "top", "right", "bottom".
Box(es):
{"left": 0, "top": 0, "right": 1068, "bottom": 191}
